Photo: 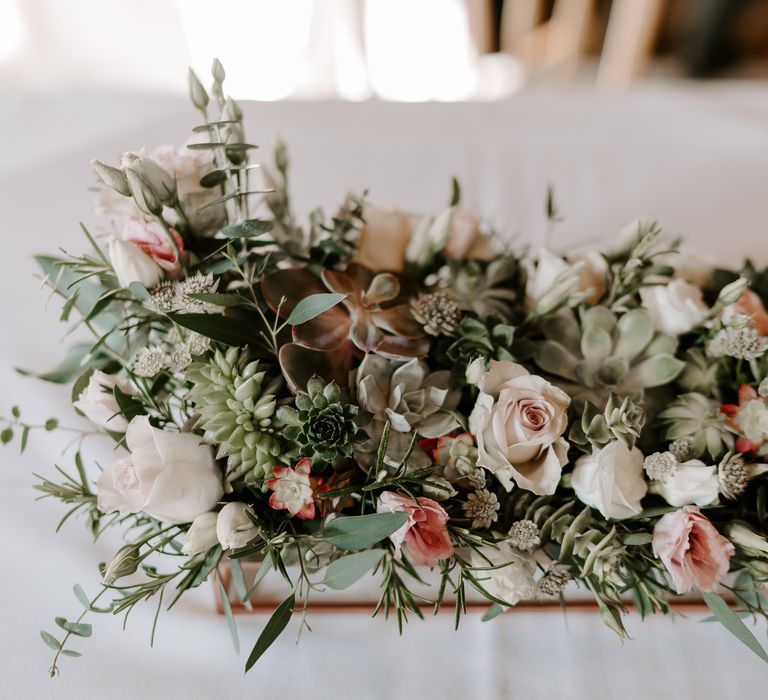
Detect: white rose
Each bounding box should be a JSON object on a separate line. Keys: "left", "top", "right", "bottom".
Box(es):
{"left": 108, "top": 236, "right": 163, "bottom": 288}
{"left": 97, "top": 416, "right": 223, "bottom": 524}
{"left": 73, "top": 370, "right": 131, "bottom": 432}
{"left": 471, "top": 539, "right": 536, "bottom": 605}
{"left": 181, "top": 511, "right": 219, "bottom": 555}
{"left": 567, "top": 251, "right": 607, "bottom": 305}
{"left": 469, "top": 360, "right": 570, "bottom": 495}
{"left": 216, "top": 502, "right": 259, "bottom": 550}
{"left": 571, "top": 441, "right": 648, "bottom": 520}
{"left": 649, "top": 459, "right": 718, "bottom": 507}
{"left": 639, "top": 279, "right": 708, "bottom": 336}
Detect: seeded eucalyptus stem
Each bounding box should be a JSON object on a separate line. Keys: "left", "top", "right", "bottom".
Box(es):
{"left": 49, "top": 586, "right": 107, "bottom": 677}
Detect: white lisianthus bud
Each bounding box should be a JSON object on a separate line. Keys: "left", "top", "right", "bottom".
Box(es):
{"left": 188, "top": 68, "right": 209, "bottom": 111}
{"left": 123, "top": 164, "right": 162, "bottom": 216}
{"left": 715, "top": 277, "right": 749, "bottom": 309}
{"left": 108, "top": 236, "right": 163, "bottom": 288}
{"left": 73, "top": 370, "right": 130, "bottom": 432}
{"left": 648, "top": 459, "right": 719, "bottom": 507}
{"left": 216, "top": 502, "right": 259, "bottom": 550}
{"left": 91, "top": 159, "right": 131, "bottom": 197}
{"left": 181, "top": 512, "right": 219, "bottom": 556}
{"left": 465, "top": 357, "right": 486, "bottom": 386}
{"left": 102, "top": 544, "right": 140, "bottom": 585}
{"left": 726, "top": 522, "right": 768, "bottom": 554}
{"left": 212, "top": 58, "right": 226, "bottom": 83}
{"left": 135, "top": 155, "right": 178, "bottom": 206}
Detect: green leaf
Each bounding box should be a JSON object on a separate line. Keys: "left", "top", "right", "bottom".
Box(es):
{"left": 17, "top": 343, "right": 90, "bottom": 384}
{"left": 185, "top": 292, "right": 249, "bottom": 307}
{"left": 169, "top": 311, "right": 263, "bottom": 347}
{"left": 40, "top": 630, "right": 61, "bottom": 650}
{"left": 113, "top": 386, "right": 146, "bottom": 422}
{"left": 322, "top": 512, "right": 408, "bottom": 551}
{"left": 321, "top": 550, "right": 386, "bottom": 590}
{"left": 128, "top": 281, "right": 150, "bottom": 301}
{"left": 286, "top": 293, "right": 346, "bottom": 326}
{"left": 20, "top": 426, "right": 29, "bottom": 454}
{"left": 216, "top": 575, "right": 240, "bottom": 654}
{"left": 219, "top": 219, "right": 273, "bottom": 239}
{"left": 0, "top": 428, "right": 12, "bottom": 445}
{"left": 245, "top": 593, "right": 295, "bottom": 673}
{"left": 55, "top": 617, "right": 92, "bottom": 637}
{"left": 449, "top": 176, "right": 461, "bottom": 206}
{"left": 73, "top": 584, "right": 91, "bottom": 610}
{"left": 199, "top": 169, "right": 228, "bottom": 188}
{"left": 701, "top": 592, "right": 768, "bottom": 663}
{"left": 44, "top": 418, "right": 59, "bottom": 432}
{"left": 622, "top": 532, "right": 653, "bottom": 545}
{"left": 481, "top": 603, "right": 506, "bottom": 622}
{"left": 11, "top": 406, "right": 20, "bottom": 418}
{"left": 60, "top": 650, "right": 82, "bottom": 658}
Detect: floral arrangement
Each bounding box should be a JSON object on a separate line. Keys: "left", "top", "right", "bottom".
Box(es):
{"left": 6, "top": 61, "right": 768, "bottom": 675}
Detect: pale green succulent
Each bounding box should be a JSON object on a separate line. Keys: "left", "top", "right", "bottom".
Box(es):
{"left": 678, "top": 347, "right": 722, "bottom": 395}
{"left": 186, "top": 347, "right": 283, "bottom": 483}
{"left": 659, "top": 392, "right": 734, "bottom": 460}
{"left": 534, "top": 306, "right": 685, "bottom": 408}
{"left": 570, "top": 393, "right": 646, "bottom": 451}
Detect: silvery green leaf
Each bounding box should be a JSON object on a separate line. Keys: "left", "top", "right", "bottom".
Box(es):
{"left": 321, "top": 550, "right": 386, "bottom": 590}
{"left": 286, "top": 293, "right": 346, "bottom": 326}
{"left": 619, "top": 354, "right": 684, "bottom": 390}
{"left": 535, "top": 341, "right": 578, "bottom": 381}
{"left": 702, "top": 592, "right": 768, "bottom": 663}
{"left": 245, "top": 593, "right": 295, "bottom": 672}
{"left": 322, "top": 512, "right": 408, "bottom": 551}
{"left": 581, "top": 328, "right": 612, "bottom": 363}
{"left": 581, "top": 306, "right": 616, "bottom": 335}
{"left": 613, "top": 309, "right": 652, "bottom": 360}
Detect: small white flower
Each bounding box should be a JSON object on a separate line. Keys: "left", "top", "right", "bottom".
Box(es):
{"left": 73, "top": 370, "right": 131, "bottom": 432}
{"left": 181, "top": 511, "right": 219, "bottom": 555}
{"left": 639, "top": 279, "right": 708, "bottom": 336}
{"left": 216, "top": 502, "right": 259, "bottom": 550}
{"left": 707, "top": 324, "right": 768, "bottom": 361}
{"left": 643, "top": 451, "right": 677, "bottom": 483}
{"left": 133, "top": 347, "right": 166, "bottom": 377}
{"left": 649, "top": 459, "right": 719, "bottom": 507}
{"left": 471, "top": 539, "right": 536, "bottom": 606}
{"left": 508, "top": 520, "right": 540, "bottom": 552}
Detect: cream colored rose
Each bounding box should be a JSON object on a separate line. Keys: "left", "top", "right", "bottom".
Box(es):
{"left": 571, "top": 441, "right": 647, "bottom": 520}
{"left": 97, "top": 416, "right": 223, "bottom": 524}
{"left": 468, "top": 360, "right": 570, "bottom": 495}
{"left": 73, "top": 370, "right": 131, "bottom": 433}
{"left": 524, "top": 248, "right": 606, "bottom": 313}
{"left": 639, "top": 279, "right": 708, "bottom": 336}
{"left": 353, "top": 205, "right": 421, "bottom": 273}
{"left": 649, "top": 459, "right": 718, "bottom": 508}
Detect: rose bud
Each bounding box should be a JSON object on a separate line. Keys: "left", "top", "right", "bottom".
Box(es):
{"left": 108, "top": 236, "right": 163, "bottom": 289}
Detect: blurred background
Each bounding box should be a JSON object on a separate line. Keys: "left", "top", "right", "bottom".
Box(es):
{"left": 4, "top": 0, "right": 768, "bottom": 99}
{"left": 3, "top": 2, "right": 768, "bottom": 699}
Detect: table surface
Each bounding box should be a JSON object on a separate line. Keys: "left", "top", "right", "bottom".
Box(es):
{"left": 2, "top": 87, "right": 768, "bottom": 699}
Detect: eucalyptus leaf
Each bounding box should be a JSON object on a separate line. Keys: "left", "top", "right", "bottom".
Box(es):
{"left": 245, "top": 593, "right": 295, "bottom": 672}
{"left": 219, "top": 219, "right": 273, "bottom": 239}
{"left": 17, "top": 343, "right": 90, "bottom": 384}
{"left": 481, "top": 603, "right": 506, "bottom": 622}
{"left": 40, "top": 631, "right": 61, "bottom": 651}
{"left": 322, "top": 512, "right": 408, "bottom": 551}
{"left": 55, "top": 617, "right": 92, "bottom": 637}
{"left": 128, "top": 281, "right": 149, "bottom": 301}
{"left": 217, "top": 575, "right": 240, "bottom": 654}
{"left": 321, "top": 549, "right": 385, "bottom": 590}
{"left": 701, "top": 592, "right": 768, "bottom": 663}
{"left": 73, "top": 584, "right": 91, "bottom": 610}
{"left": 286, "top": 293, "right": 346, "bottom": 326}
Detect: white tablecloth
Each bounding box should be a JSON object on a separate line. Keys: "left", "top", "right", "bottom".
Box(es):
{"left": 2, "top": 88, "right": 768, "bottom": 699}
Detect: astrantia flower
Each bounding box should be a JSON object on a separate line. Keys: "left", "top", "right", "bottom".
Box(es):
{"left": 718, "top": 454, "right": 768, "bottom": 500}
{"left": 266, "top": 458, "right": 322, "bottom": 519}
{"left": 643, "top": 451, "right": 677, "bottom": 483}
{"left": 462, "top": 488, "right": 500, "bottom": 529}
{"left": 669, "top": 437, "right": 695, "bottom": 462}
{"left": 410, "top": 292, "right": 461, "bottom": 336}
{"left": 132, "top": 347, "right": 166, "bottom": 377}
{"left": 508, "top": 519, "right": 541, "bottom": 552}
{"left": 707, "top": 322, "right": 768, "bottom": 361}
{"left": 537, "top": 565, "right": 572, "bottom": 597}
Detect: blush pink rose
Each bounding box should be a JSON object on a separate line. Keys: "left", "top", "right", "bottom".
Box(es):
{"left": 377, "top": 491, "right": 454, "bottom": 567}
{"left": 652, "top": 506, "right": 734, "bottom": 594}
{"left": 122, "top": 217, "right": 186, "bottom": 279}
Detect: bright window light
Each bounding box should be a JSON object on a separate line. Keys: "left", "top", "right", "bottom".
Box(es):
{"left": 0, "top": 0, "right": 25, "bottom": 62}
{"left": 176, "top": 0, "right": 314, "bottom": 101}
{"left": 364, "top": 0, "right": 477, "bottom": 101}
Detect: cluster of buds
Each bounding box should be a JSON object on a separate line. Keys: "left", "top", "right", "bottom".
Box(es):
{"left": 92, "top": 151, "right": 178, "bottom": 218}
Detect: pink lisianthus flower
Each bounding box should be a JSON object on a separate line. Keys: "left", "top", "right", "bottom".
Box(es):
{"left": 122, "top": 217, "right": 186, "bottom": 279}
{"left": 652, "top": 506, "right": 734, "bottom": 594}
{"left": 266, "top": 458, "right": 322, "bottom": 519}
{"left": 721, "top": 384, "right": 768, "bottom": 454}
{"left": 376, "top": 491, "right": 454, "bottom": 567}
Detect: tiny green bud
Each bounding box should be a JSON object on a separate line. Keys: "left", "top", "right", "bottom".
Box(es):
{"left": 124, "top": 167, "right": 162, "bottom": 216}
{"left": 188, "top": 68, "right": 209, "bottom": 112}
{"left": 91, "top": 159, "right": 131, "bottom": 197}
{"left": 715, "top": 276, "right": 749, "bottom": 308}
{"left": 102, "top": 544, "right": 140, "bottom": 585}
{"left": 211, "top": 58, "right": 225, "bottom": 83}
{"left": 275, "top": 139, "right": 288, "bottom": 174}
